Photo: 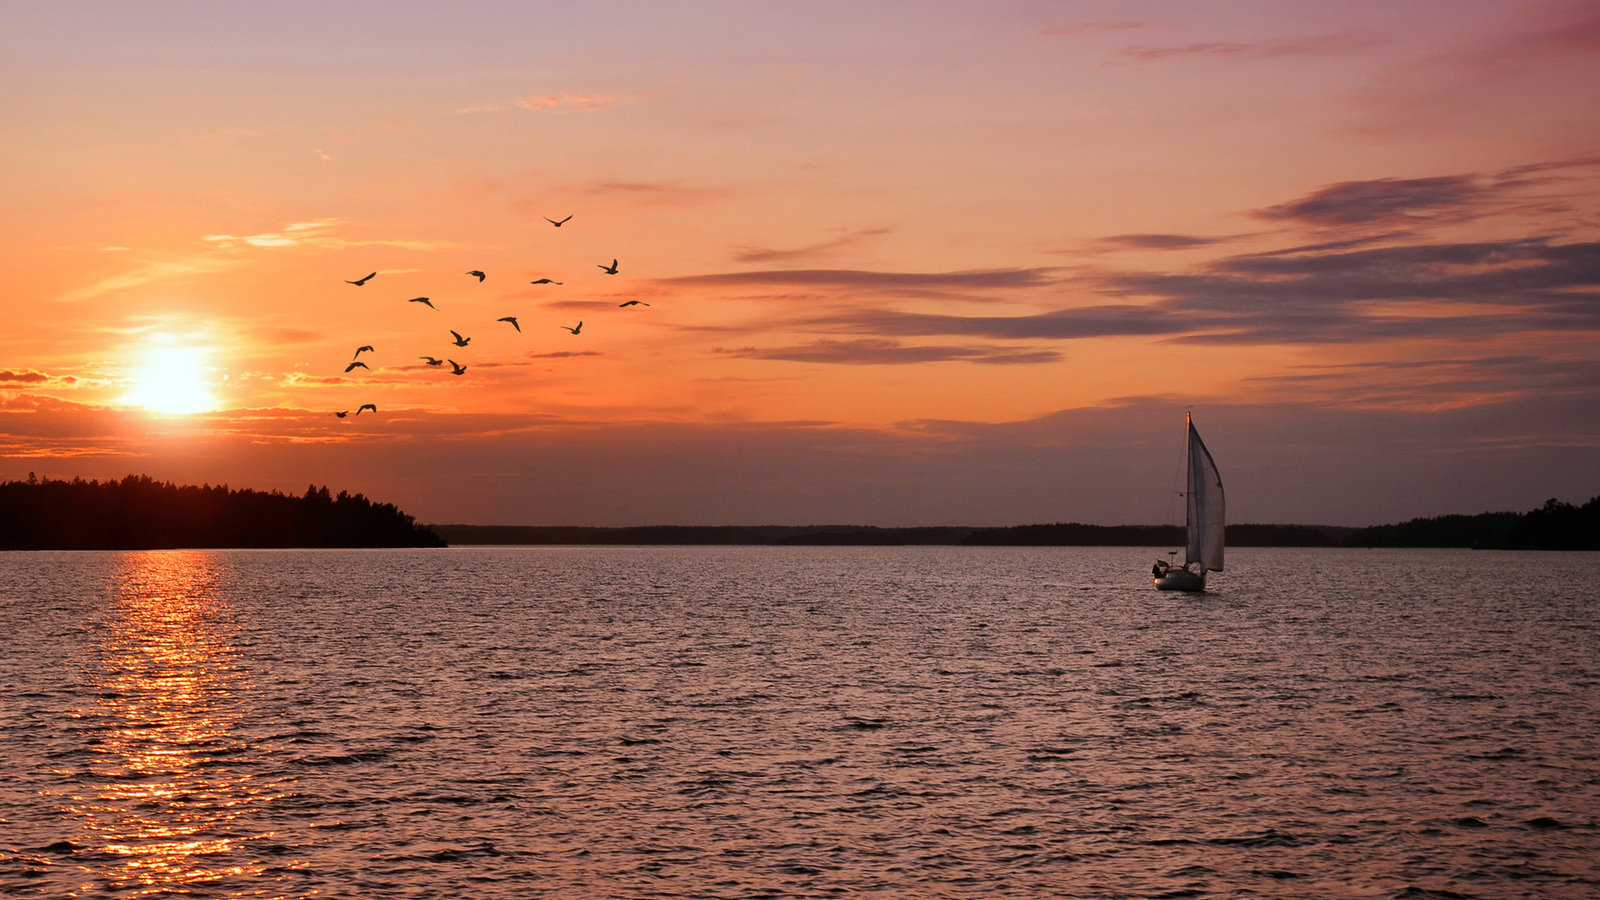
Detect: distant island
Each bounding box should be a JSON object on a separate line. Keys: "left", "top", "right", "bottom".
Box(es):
{"left": 431, "top": 522, "right": 1359, "bottom": 547}
{"left": 0, "top": 474, "right": 444, "bottom": 550}
{"left": 432, "top": 495, "right": 1599, "bottom": 550}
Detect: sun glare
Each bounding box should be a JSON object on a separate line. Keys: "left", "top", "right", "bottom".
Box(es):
{"left": 123, "top": 343, "right": 218, "bottom": 415}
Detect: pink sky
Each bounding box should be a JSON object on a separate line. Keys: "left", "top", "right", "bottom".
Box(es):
{"left": 4, "top": 1, "right": 1598, "bottom": 526}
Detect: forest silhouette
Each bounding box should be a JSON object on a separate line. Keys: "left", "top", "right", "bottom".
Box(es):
{"left": 1344, "top": 496, "right": 1600, "bottom": 551}
{"left": 2, "top": 474, "right": 1594, "bottom": 551}
{"left": 0, "top": 474, "right": 444, "bottom": 550}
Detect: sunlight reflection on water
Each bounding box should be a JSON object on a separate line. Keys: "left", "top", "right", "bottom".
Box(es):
{"left": 63, "top": 552, "right": 279, "bottom": 895}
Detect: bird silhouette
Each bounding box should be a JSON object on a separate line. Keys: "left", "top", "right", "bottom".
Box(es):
{"left": 450, "top": 330, "right": 471, "bottom": 347}
{"left": 419, "top": 356, "right": 445, "bottom": 366}
{"left": 529, "top": 278, "right": 563, "bottom": 285}
{"left": 449, "top": 359, "right": 467, "bottom": 375}
{"left": 334, "top": 410, "right": 349, "bottom": 418}
{"left": 345, "top": 272, "right": 376, "bottom": 286}
{"left": 344, "top": 361, "right": 369, "bottom": 373}
{"left": 545, "top": 215, "right": 572, "bottom": 227}
{"left": 408, "top": 297, "right": 436, "bottom": 309}
{"left": 497, "top": 316, "right": 520, "bottom": 332}
{"left": 597, "top": 259, "right": 619, "bottom": 274}
{"left": 353, "top": 345, "right": 374, "bottom": 357}
{"left": 356, "top": 403, "right": 378, "bottom": 415}
{"left": 618, "top": 300, "right": 650, "bottom": 307}
{"left": 561, "top": 321, "right": 583, "bottom": 335}
{"left": 465, "top": 270, "right": 486, "bottom": 282}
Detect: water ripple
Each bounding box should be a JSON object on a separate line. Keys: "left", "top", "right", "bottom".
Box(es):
{"left": 1, "top": 546, "right": 1598, "bottom": 897}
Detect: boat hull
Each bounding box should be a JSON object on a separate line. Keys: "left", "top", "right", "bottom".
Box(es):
{"left": 1154, "top": 568, "right": 1207, "bottom": 592}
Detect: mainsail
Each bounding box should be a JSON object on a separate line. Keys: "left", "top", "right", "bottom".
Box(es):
{"left": 1184, "top": 415, "right": 1225, "bottom": 572}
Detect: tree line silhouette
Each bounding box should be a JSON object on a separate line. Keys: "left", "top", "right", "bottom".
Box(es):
{"left": 431, "top": 522, "right": 1356, "bottom": 546}
{"left": 1344, "top": 496, "right": 1600, "bottom": 550}
{"left": 434, "top": 498, "right": 1599, "bottom": 549}
{"left": 0, "top": 474, "right": 444, "bottom": 550}
{"left": 3, "top": 474, "right": 1591, "bottom": 550}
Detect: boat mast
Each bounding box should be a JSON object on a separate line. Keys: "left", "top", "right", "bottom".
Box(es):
{"left": 1183, "top": 411, "right": 1196, "bottom": 568}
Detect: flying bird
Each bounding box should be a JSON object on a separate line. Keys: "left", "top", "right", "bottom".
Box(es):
{"left": 408, "top": 297, "right": 436, "bottom": 309}
{"left": 529, "top": 278, "right": 563, "bottom": 285}
{"left": 465, "top": 270, "right": 486, "bottom": 282}
{"left": 618, "top": 300, "right": 650, "bottom": 307}
{"left": 450, "top": 330, "right": 471, "bottom": 347}
{"left": 597, "top": 259, "right": 619, "bottom": 274}
{"left": 419, "top": 356, "right": 444, "bottom": 366}
{"left": 497, "top": 316, "right": 520, "bottom": 332}
{"left": 345, "top": 272, "right": 376, "bottom": 286}
{"left": 353, "top": 345, "right": 374, "bottom": 357}
{"left": 545, "top": 215, "right": 572, "bottom": 227}
{"left": 344, "top": 361, "right": 369, "bottom": 373}
{"left": 449, "top": 359, "right": 467, "bottom": 375}
{"left": 561, "top": 321, "right": 583, "bottom": 335}
{"left": 333, "top": 410, "right": 349, "bottom": 418}
{"left": 356, "top": 403, "right": 378, "bottom": 415}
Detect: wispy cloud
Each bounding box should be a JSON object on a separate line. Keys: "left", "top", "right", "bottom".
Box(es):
{"left": 458, "top": 88, "right": 662, "bottom": 117}
{"left": 715, "top": 339, "right": 1061, "bottom": 366}
{"left": 797, "top": 305, "right": 1180, "bottom": 341}
{"left": 60, "top": 219, "right": 456, "bottom": 304}
{"left": 56, "top": 257, "right": 234, "bottom": 304}
{"left": 1, "top": 370, "right": 53, "bottom": 386}
{"left": 1095, "top": 233, "right": 1235, "bottom": 251}
{"left": 1255, "top": 157, "right": 1600, "bottom": 232}
{"left": 282, "top": 371, "right": 447, "bottom": 388}
{"left": 732, "top": 228, "right": 892, "bottom": 264}
{"left": 0, "top": 442, "right": 135, "bottom": 459}
{"left": 572, "top": 179, "right": 736, "bottom": 208}
{"left": 515, "top": 91, "right": 661, "bottom": 113}
{"left": 664, "top": 267, "right": 1059, "bottom": 292}
{"left": 203, "top": 219, "right": 339, "bottom": 249}
{"left": 1493, "top": 154, "right": 1600, "bottom": 186}
{"left": 1257, "top": 176, "right": 1486, "bottom": 226}
{"left": 0, "top": 369, "right": 93, "bottom": 392}
{"left": 0, "top": 395, "right": 141, "bottom": 458}
{"left": 1242, "top": 354, "right": 1600, "bottom": 410}
{"left": 1210, "top": 238, "right": 1600, "bottom": 302}
{"left": 1105, "top": 236, "right": 1600, "bottom": 343}
{"left": 203, "top": 220, "right": 458, "bottom": 252}
{"left": 1118, "top": 32, "right": 1377, "bottom": 63}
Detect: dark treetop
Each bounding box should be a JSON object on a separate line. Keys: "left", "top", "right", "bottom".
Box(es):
{"left": 0, "top": 474, "right": 445, "bottom": 550}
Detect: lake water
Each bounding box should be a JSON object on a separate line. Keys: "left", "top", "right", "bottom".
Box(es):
{"left": 1, "top": 546, "right": 1597, "bottom": 898}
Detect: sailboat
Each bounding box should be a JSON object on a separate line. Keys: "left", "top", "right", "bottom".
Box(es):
{"left": 1152, "top": 413, "right": 1224, "bottom": 591}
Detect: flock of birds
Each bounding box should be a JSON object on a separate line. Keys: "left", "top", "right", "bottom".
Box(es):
{"left": 329, "top": 215, "right": 650, "bottom": 419}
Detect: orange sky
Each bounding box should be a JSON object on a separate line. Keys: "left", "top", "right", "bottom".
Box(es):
{"left": 4, "top": 1, "right": 1599, "bottom": 526}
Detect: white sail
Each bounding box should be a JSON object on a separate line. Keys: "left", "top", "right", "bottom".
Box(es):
{"left": 1184, "top": 416, "right": 1225, "bottom": 572}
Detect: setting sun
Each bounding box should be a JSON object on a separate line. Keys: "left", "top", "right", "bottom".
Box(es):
{"left": 122, "top": 344, "right": 218, "bottom": 415}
